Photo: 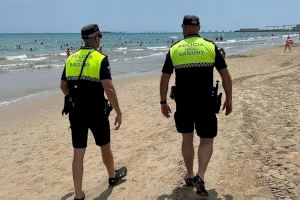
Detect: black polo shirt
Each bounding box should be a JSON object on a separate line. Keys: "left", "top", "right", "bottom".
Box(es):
{"left": 162, "top": 34, "right": 227, "bottom": 113}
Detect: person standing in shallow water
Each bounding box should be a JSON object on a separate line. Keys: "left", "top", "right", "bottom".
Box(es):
{"left": 66, "top": 48, "right": 71, "bottom": 57}
{"left": 60, "top": 24, "right": 127, "bottom": 200}
{"left": 160, "top": 15, "right": 232, "bottom": 197}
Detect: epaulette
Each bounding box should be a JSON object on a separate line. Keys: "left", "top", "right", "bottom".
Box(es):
{"left": 203, "top": 38, "right": 216, "bottom": 45}
{"left": 170, "top": 39, "right": 183, "bottom": 48}
{"left": 101, "top": 52, "right": 108, "bottom": 57}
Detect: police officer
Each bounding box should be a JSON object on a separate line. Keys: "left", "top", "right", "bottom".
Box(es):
{"left": 60, "top": 24, "right": 127, "bottom": 200}
{"left": 160, "top": 15, "right": 232, "bottom": 197}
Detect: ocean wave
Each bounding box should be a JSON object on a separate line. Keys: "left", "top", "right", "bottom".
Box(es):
{"left": 0, "top": 92, "right": 47, "bottom": 108}
{"left": 282, "top": 34, "right": 299, "bottom": 38}
{"left": 128, "top": 48, "right": 145, "bottom": 52}
{"left": 134, "top": 52, "right": 164, "bottom": 59}
{"left": 52, "top": 64, "right": 62, "bottom": 68}
{"left": 216, "top": 37, "right": 265, "bottom": 44}
{"left": 114, "top": 47, "right": 128, "bottom": 52}
{"left": 0, "top": 63, "right": 29, "bottom": 68}
{"left": 24, "top": 57, "right": 48, "bottom": 61}
{"left": 0, "top": 63, "right": 31, "bottom": 72}
{"left": 146, "top": 46, "right": 168, "bottom": 51}
{"left": 34, "top": 64, "right": 50, "bottom": 69}
{"left": 6, "top": 55, "right": 27, "bottom": 60}
{"left": 0, "top": 62, "right": 62, "bottom": 72}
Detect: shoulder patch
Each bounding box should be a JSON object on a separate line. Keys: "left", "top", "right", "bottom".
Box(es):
{"left": 170, "top": 39, "right": 183, "bottom": 47}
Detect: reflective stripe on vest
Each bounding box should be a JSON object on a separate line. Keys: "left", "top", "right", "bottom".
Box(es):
{"left": 170, "top": 37, "right": 215, "bottom": 69}
{"left": 65, "top": 49, "right": 105, "bottom": 82}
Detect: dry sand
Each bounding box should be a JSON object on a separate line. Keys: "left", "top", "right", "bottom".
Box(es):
{"left": 0, "top": 44, "right": 299, "bottom": 200}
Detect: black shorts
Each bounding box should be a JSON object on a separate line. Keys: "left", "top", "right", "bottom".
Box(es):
{"left": 174, "top": 111, "right": 217, "bottom": 138}
{"left": 69, "top": 110, "right": 110, "bottom": 148}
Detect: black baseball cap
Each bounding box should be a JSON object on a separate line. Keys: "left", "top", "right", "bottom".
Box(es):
{"left": 182, "top": 15, "right": 200, "bottom": 26}
{"left": 81, "top": 24, "right": 102, "bottom": 39}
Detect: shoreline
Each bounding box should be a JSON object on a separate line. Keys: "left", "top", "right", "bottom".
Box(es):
{"left": 1, "top": 41, "right": 299, "bottom": 110}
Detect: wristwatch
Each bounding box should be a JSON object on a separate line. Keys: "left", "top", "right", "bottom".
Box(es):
{"left": 160, "top": 100, "right": 167, "bottom": 104}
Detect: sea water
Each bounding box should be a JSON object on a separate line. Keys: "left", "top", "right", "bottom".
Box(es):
{"left": 0, "top": 32, "right": 298, "bottom": 108}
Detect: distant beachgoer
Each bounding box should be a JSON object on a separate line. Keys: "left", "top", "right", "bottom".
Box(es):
{"left": 30, "top": 48, "right": 33, "bottom": 52}
{"left": 215, "top": 37, "right": 219, "bottom": 41}
{"left": 219, "top": 47, "right": 226, "bottom": 58}
{"left": 66, "top": 48, "right": 71, "bottom": 57}
{"left": 40, "top": 42, "right": 43, "bottom": 45}
{"left": 284, "top": 36, "right": 293, "bottom": 53}
{"left": 219, "top": 35, "right": 224, "bottom": 41}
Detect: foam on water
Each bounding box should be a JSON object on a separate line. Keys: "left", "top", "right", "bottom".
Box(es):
{"left": 24, "top": 56, "right": 48, "bottom": 61}
{"left": 128, "top": 48, "right": 145, "bottom": 51}
{"left": 6, "top": 54, "right": 27, "bottom": 60}
{"left": 146, "top": 46, "right": 168, "bottom": 51}
{"left": 134, "top": 52, "right": 164, "bottom": 59}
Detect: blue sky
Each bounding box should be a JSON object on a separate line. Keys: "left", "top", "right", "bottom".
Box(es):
{"left": 0, "top": 0, "right": 299, "bottom": 33}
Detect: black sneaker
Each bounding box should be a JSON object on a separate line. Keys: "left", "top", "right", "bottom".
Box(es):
{"left": 108, "top": 167, "right": 127, "bottom": 186}
{"left": 192, "top": 175, "right": 208, "bottom": 197}
{"left": 184, "top": 176, "right": 193, "bottom": 187}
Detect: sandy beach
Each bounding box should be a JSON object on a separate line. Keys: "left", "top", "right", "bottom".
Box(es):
{"left": 0, "top": 44, "right": 299, "bottom": 200}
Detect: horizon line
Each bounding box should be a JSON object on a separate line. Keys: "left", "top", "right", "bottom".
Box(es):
{"left": 0, "top": 31, "right": 237, "bottom": 34}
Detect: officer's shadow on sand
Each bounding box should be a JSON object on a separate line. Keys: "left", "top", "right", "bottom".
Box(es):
{"left": 93, "top": 179, "right": 127, "bottom": 200}
{"left": 157, "top": 186, "right": 233, "bottom": 200}
{"left": 60, "top": 179, "right": 127, "bottom": 200}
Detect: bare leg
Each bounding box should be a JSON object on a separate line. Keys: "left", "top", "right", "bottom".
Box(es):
{"left": 182, "top": 133, "right": 194, "bottom": 177}
{"left": 288, "top": 46, "right": 292, "bottom": 52}
{"left": 73, "top": 148, "right": 86, "bottom": 199}
{"left": 100, "top": 143, "right": 115, "bottom": 178}
{"left": 197, "top": 138, "right": 214, "bottom": 181}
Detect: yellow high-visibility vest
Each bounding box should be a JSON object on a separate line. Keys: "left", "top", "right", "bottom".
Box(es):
{"left": 65, "top": 49, "right": 105, "bottom": 82}
{"left": 170, "top": 37, "right": 215, "bottom": 69}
